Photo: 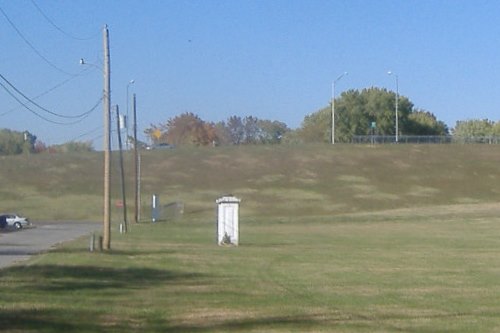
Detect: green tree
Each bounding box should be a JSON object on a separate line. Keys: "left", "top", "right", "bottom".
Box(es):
{"left": 257, "top": 119, "right": 289, "bottom": 144}
{"left": 452, "top": 119, "right": 494, "bottom": 138}
{"left": 50, "top": 141, "right": 94, "bottom": 153}
{"left": 298, "top": 87, "right": 446, "bottom": 143}
{"left": 213, "top": 121, "right": 232, "bottom": 145}
{"left": 335, "top": 87, "right": 413, "bottom": 140}
{"left": 226, "top": 116, "right": 245, "bottom": 145}
{"left": 0, "top": 129, "right": 37, "bottom": 155}
{"left": 491, "top": 122, "right": 500, "bottom": 136}
{"left": 406, "top": 109, "right": 449, "bottom": 135}
{"left": 242, "top": 116, "right": 260, "bottom": 144}
{"left": 298, "top": 108, "right": 331, "bottom": 143}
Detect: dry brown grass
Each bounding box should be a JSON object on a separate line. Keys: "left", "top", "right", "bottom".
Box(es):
{"left": 1, "top": 143, "right": 500, "bottom": 222}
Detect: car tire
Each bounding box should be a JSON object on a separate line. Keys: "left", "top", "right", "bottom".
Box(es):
{"left": 14, "top": 222, "right": 22, "bottom": 230}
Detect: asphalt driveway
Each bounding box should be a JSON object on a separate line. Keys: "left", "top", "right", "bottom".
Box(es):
{"left": 0, "top": 221, "right": 100, "bottom": 269}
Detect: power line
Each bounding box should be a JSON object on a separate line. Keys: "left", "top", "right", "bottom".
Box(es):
{"left": 0, "top": 5, "right": 78, "bottom": 76}
{"left": 0, "top": 74, "right": 100, "bottom": 119}
{"left": 30, "top": 0, "right": 99, "bottom": 41}
{"left": 0, "top": 60, "right": 98, "bottom": 117}
{"left": 0, "top": 80, "right": 76, "bottom": 125}
{"left": 0, "top": 79, "right": 101, "bottom": 125}
{"left": 70, "top": 125, "right": 102, "bottom": 141}
{"left": 0, "top": 73, "right": 97, "bottom": 119}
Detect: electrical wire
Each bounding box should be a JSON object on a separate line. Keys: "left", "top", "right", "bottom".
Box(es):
{"left": 0, "top": 5, "right": 78, "bottom": 76}
{"left": 0, "top": 73, "right": 96, "bottom": 119}
{"left": 30, "top": 0, "right": 99, "bottom": 41}
{"left": 0, "top": 62, "right": 99, "bottom": 117}
{"left": 0, "top": 79, "right": 101, "bottom": 125}
{"left": 70, "top": 125, "right": 102, "bottom": 141}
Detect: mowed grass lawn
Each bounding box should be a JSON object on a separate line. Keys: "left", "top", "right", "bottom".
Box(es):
{"left": 2, "top": 144, "right": 500, "bottom": 332}
{"left": 2, "top": 205, "right": 500, "bottom": 332}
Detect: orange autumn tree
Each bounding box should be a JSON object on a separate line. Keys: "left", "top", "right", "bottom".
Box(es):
{"left": 146, "top": 112, "right": 218, "bottom": 146}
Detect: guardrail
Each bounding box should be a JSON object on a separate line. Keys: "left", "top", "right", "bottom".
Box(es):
{"left": 350, "top": 136, "right": 500, "bottom": 144}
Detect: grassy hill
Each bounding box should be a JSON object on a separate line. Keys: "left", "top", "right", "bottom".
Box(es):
{"left": 1, "top": 144, "right": 500, "bottom": 221}
{"left": 3, "top": 143, "right": 500, "bottom": 332}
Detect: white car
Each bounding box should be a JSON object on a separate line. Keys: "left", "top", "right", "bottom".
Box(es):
{"left": 0, "top": 214, "right": 30, "bottom": 229}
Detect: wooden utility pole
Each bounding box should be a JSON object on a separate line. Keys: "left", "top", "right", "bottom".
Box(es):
{"left": 133, "top": 93, "right": 140, "bottom": 223}
{"left": 115, "top": 105, "right": 128, "bottom": 233}
{"left": 103, "top": 25, "right": 111, "bottom": 250}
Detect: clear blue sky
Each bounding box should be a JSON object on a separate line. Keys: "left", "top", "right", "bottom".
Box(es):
{"left": 1, "top": 0, "right": 499, "bottom": 148}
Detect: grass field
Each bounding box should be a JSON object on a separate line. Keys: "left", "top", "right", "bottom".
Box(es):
{"left": 1, "top": 144, "right": 500, "bottom": 332}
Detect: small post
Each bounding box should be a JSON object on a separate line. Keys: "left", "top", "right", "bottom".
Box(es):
{"left": 115, "top": 105, "right": 128, "bottom": 233}
{"left": 152, "top": 194, "right": 160, "bottom": 223}
{"left": 89, "top": 233, "right": 95, "bottom": 252}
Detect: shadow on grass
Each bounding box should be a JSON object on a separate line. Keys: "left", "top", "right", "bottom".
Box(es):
{"left": 2, "top": 264, "right": 500, "bottom": 332}
{"left": 0, "top": 264, "right": 203, "bottom": 292}
{"left": 158, "top": 310, "right": 500, "bottom": 333}
{"left": 0, "top": 308, "right": 102, "bottom": 333}
{"left": 0, "top": 264, "right": 205, "bottom": 332}
{"left": 160, "top": 314, "right": 332, "bottom": 333}
{"left": 3, "top": 307, "right": 499, "bottom": 333}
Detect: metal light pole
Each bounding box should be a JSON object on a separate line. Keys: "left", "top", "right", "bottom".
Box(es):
{"left": 126, "top": 80, "right": 135, "bottom": 150}
{"left": 388, "top": 71, "right": 399, "bottom": 143}
{"left": 331, "top": 72, "right": 348, "bottom": 144}
{"left": 103, "top": 25, "right": 111, "bottom": 250}
{"left": 133, "top": 93, "right": 140, "bottom": 223}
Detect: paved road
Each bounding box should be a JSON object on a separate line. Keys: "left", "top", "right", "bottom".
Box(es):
{"left": 0, "top": 221, "right": 100, "bottom": 269}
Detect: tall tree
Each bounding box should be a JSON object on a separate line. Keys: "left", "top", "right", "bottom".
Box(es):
{"left": 226, "top": 116, "right": 245, "bottom": 145}
{"left": 242, "top": 116, "right": 260, "bottom": 144}
{"left": 165, "top": 112, "right": 217, "bottom": 146}
{"left": 335, "top": 87, "right": 413, "bottom": 139}
{"left": 407, "top": 109, "right": 448, "bottom": 135}
{"left": 452, "top": 119, "right": 494, "bottom": 138}
{"left": 258, "top": 119, "right": 289, "bottom": 144}
{"left": 144, "top": 113, "right": 218, "bottom": 146}
{"left": 297, "top": 87, "right": 445, "bottom": 143}
{"left": 0, "top": 129, "right": 36, "bottom": 155}
{"left": 298, "top": 108, "right": 331, "bottom": 143}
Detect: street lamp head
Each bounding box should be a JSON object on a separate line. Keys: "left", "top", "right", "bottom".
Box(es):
{"left": 129, "top": 79, "right": 135, "bottom": 84}
{"left": 387, "top": 70, "right": 393, "bottom": 75}
{"left": 334, "top": 71, "right": 348, "bottom": 83}
{"left": 79, "top": 58, "right": 85, "bottom": 65}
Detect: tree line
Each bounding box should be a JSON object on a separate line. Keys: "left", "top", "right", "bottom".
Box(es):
{"left": 0, "top": 129, "right": 93, "bottom": 156}
{"left": 2, "top": 87, "right": 500, "bottom": 155}
{"left": 144, "top": 113, "right": 289, "bottom": 146}
{"left": 144, "top": 87, "right": 452, "bottom": 146}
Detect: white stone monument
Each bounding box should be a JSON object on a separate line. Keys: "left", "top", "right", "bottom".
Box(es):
{"left": 216, "top": 195, "right": 241, "bottom": 246}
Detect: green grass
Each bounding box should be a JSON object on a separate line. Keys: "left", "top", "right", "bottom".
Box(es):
{"left": 2, "top": 144, "right": 500, "bottom": 331}
{"left": 3, "top": 207, "right": 500, "bottom": 332}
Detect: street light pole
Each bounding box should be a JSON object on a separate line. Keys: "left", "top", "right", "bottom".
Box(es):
{"left": 103, "top": 25, "right": 111, "bottom": 250}
{"left": 126, "top": 80, "right": 135, "bottom": 150}
{"left": 133, "top": 93, "right": 140, "bottom": 224}
{"left": 331, "top": 72, "right": 348, "bottom": 144}
{"left": 388, "top": 71, "right": 399, "bottom": 143}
